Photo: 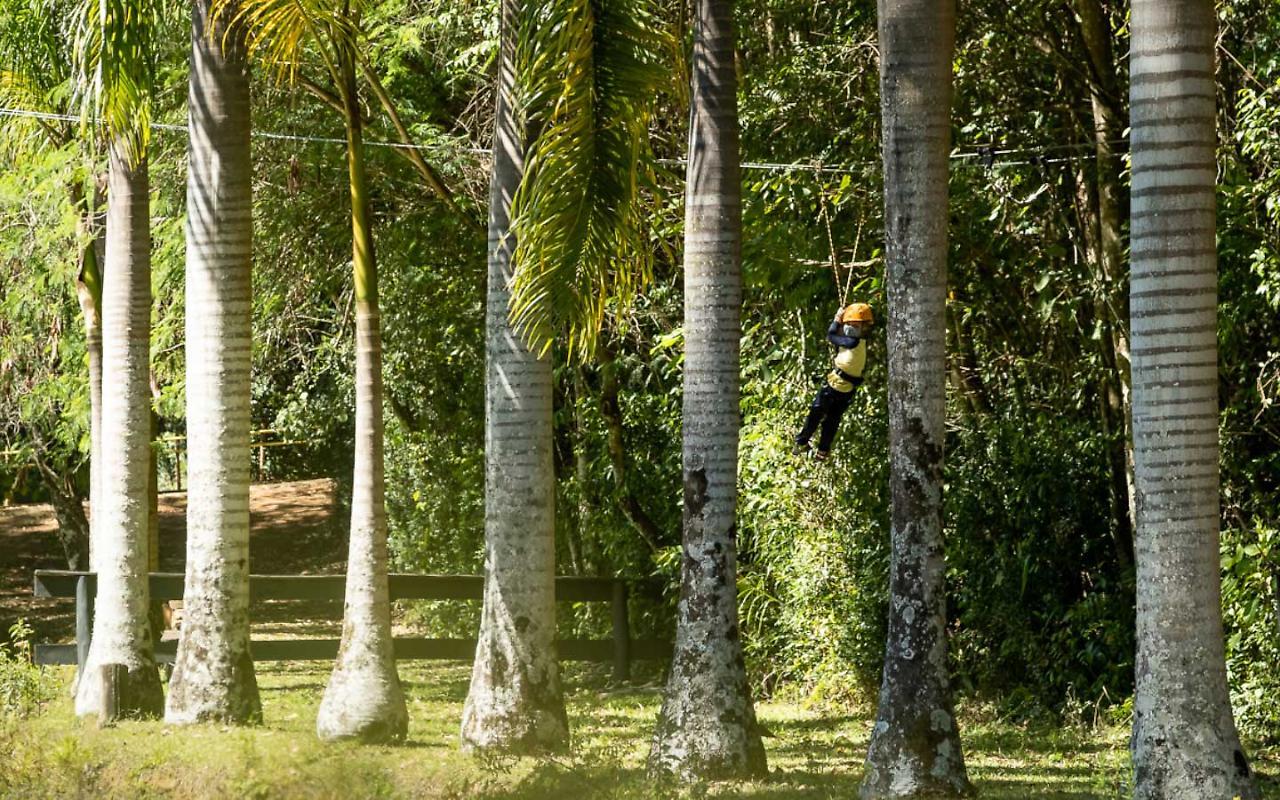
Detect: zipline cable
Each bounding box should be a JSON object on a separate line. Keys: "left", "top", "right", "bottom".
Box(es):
{"left": 0, "top": 106, "right": 1126, "bottom": 174}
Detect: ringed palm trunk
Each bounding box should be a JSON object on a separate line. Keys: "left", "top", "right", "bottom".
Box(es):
{"left": 647, "top": 0, "right": 766, "bottom": 780}
{"left": 1128, "top": 1, "right": 1258, "bottom": 797}
{"left": 74, "top": 136, "right": 164, "bottom": 719}
{"left": 165, "top": 0, "right": 261, "bottom": 725}
{"left": 460, "top": 0, "right": 569, "bottom": 754}
{"left": 315, "top": 49, "right": 408, "bottom": 743}
{"left": 860, "top": 0, "right": 971, "bottom": 796}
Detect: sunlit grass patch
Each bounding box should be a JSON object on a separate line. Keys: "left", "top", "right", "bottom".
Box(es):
{"left": 2, "top": 662, "right": 1277, "bottom": 799}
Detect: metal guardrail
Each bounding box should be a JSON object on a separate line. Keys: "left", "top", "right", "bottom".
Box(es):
{"left": 33, "top": 570, "right": 670, "bottom": 682}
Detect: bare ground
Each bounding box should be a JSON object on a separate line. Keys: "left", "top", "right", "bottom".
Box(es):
{"left": 0, "top": 478, "right": 345, "bottom": 645}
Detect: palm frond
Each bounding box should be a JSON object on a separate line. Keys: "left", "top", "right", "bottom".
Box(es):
{"left": 214, "top": 0, "right": 365, "bottom": 88}
{"left": 0, "top": 0, "right": 76, "bottom": 145}
{"left": 508, "top": 0, "right": 675, "bottom": 361}
{"left": 73, "top": 0, "right": 165, "bottom": 164}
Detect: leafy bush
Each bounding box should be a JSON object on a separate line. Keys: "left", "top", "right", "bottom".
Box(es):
{"left": 0, "top": 620, "right": 58, "bottom": 718}
{"left": 1221, "top": 519, "right": 1280, "bottom": 740}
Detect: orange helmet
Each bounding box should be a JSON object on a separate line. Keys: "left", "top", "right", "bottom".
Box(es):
{"left": 839, "top": 303, "right": 874, "bottom": 325}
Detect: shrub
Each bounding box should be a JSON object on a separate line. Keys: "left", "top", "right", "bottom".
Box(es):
{"left": 0, "top": 620, "right": 58, "bottom": 718}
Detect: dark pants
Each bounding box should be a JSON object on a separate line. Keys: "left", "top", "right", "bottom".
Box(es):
{"left": 796, "top": 385, "right": 855, "bottom": 452}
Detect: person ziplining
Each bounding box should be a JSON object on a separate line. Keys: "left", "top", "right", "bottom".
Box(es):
{"left": 793, "top": 303, "right": 874, "bottom": 461}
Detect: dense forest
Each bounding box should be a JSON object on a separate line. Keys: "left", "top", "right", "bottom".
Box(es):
{"left": 1, "top": 0, "right": 1278, "bottom": 796}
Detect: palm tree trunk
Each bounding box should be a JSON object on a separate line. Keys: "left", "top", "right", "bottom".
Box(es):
{"left": 315, "top": 48, "right": 408, "bottom": 744}
{"left": 165, "top": 0, "right": 261, "bottom": 725}
{"left": 648, "top": 0, "right": 765, "bottom": 781}
{"left": 1128, "top": 2, "right": 1257, "bottom": 796}
{"left": 461, "top": 0, "right": 569, "bottom": 754}
{"left": 860, "top": 0, "right": 971, "bottom": 796}
{"left": 74, "top": 136, "right": 163, "bottom": 719}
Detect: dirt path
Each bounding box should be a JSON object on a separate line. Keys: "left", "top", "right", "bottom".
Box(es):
{"left": 0, "top": 479, "right": 344, "bottom": 644}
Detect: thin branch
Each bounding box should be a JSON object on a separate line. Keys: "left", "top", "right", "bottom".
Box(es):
{"left": 298, "top": 74, "right": 347, "bottom": 117}
{"left": 356, "top": 52, "right": 467, "bottom": 219}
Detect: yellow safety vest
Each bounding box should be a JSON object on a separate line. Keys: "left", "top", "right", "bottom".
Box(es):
{"left": 827, "top": 340, "right": 866, "bottom": 393}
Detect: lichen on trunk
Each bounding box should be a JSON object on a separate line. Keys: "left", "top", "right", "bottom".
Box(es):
{"left": 165, "top": 0, "right": 261, "bottom": 726}
{"left": 460, "top": 0, "right": 569, "bottom": 754}
{"left": 74, "top": 137, "right": 163, "bottom": 720}
{"left": 1128, "top": 1, "right": 1258, "bottom": 797}
{"left": 647, "top": 0, "right": 766, "bottom": 782}
{"left": 860, "top": 0, "right": 971, "bottom": 796}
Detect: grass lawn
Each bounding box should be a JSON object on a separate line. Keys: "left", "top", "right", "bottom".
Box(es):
{"left": 2, "top": 661, "right": 1276, "bottom": 799}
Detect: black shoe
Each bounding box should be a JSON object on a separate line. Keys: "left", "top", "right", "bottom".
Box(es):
{"left": 814, "top": 450, "right": 830, "bottom": 462}
{"left": 792, "top": 440, "right": 810, "bottom": 455}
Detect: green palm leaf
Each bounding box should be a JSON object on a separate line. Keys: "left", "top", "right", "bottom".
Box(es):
{"left": 0, "top": 0, "right": 76, "bottom": 146}
{"left": 72, "top": 0, "right": 166, "bottom": 164}
{"left": 213, "top": 0, "right": 365, "bottom": 88}
{"left": 508, "top": 0, "right": 675, "bottom": 360}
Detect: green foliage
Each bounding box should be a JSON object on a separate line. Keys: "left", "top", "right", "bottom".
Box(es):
{"left": 0, "top": 620, "right": 58, "bottom": 718}
{"left": 0, "top": 143, "right": 90, "bottom": 500}
{"left": 946, "top": 412, "right": 1133, "bottom": 712}
{"left": 1222, "top": 521, "right": 1280, "bottom": 739}
{"left": 508, "top": 0, "right": 675, "bottom": 360}
{"left": 73, "top": 0, "right": 170, "bottom": 161}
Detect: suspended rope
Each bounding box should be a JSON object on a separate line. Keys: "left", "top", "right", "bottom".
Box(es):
{"left": 0, "top": 106, "right": 1123, "bottom": 174}
{"left": 814, "top": 165, "right": 866, "bottom": 307}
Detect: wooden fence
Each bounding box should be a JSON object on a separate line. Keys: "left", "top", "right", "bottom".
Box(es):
{"left": 32, "top": 570, "right": 670, "bottom": 682}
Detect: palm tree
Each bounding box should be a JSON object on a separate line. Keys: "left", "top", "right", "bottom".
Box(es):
{"left": 460, "top": 0, "right": 670, "bottom": 754}
{"left": 646, "top": 0, "right": 766, "bottom": 781}
{"left": 164, "top": 0, "right": 261, "bottom": 725}
{"left": 1128, "top": 1, "right": 1258, "bottom": 797}
{"left": 71, "top": 0, "right": 165, "bottom": 720}
{"left": 460, "top": 0, "right": 569, "bottom": 754}
{"left": 859, "top": 0, "right": 971, "bottom": 796}
{"left": 223, "top": 0, "right": 407, "bottom": 742}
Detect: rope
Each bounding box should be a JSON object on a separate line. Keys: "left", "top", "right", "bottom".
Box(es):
{"left": 814, "top": 165, "right": 845, "bottom": 304}
{"left": 0, "top": 106, "right": 1123, "bottom": 174}
{"left": 813, "top": 167, "right": 868, "bottom": 308}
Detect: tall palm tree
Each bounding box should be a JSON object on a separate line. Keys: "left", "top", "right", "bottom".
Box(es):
{"left": 859, "top": 0, "right": 971, "bottom": 796}
{"left": 646, "top": 0, "right": 765, "bottom": 781}
{"left": 460, "top": 0, "right": 569, "bottom": 754}
{"left": 1128, "top": 1, "right": 1258, "bottom": 797}
{"left": 223, "top": 0, "right": 407, "bottom": 742}
{"left": 164, "top": 0, "right": 261, "bottom": 725}
{"left": 71, "top": 0, "right": 164, "bottom": 720}
{"left": 505, "top": 0, "right": 670, "bottom": 360}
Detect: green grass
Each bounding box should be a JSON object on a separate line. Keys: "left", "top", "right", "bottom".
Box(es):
{"left": 2, "top": 662, "right": 1276, "bottom": 799}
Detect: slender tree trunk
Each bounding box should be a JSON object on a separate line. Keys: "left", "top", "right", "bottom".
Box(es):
{"left": 648, "top": 0, "right": 765, "bottom": 781}
{"left": 1128, "top": 2, "right": 1257, "bottom": 797}
{"left": 461, "top": 0, "right": 569, "bottom": 754}
{"left": 74, "top": 137, "right": 163, "bottom": 719}
{"left": 861, "top": 0, "right": 971, "bottom": 796}
{"left": 72, "top": 180, "right": 104, "bottom": 571}
{"left": 316, "top": 48, "right": 408, "bottom": 744}
{"left": 570, "top": 369, "right": 594, "bottom": 575}
{"left": 33, "top": 456, "right": 89, "bottom": 571}
{"left": 597, "top": 351, "right": 662, "bottom": 552}
{"left": 1073, "top": 0, "right": 1137, "bottom": 552}
{"left": 165, "top": 0, "right": 261, "bottom": 725}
